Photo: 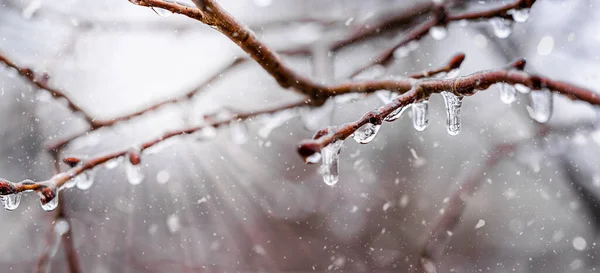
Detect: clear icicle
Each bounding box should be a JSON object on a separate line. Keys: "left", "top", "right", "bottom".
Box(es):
{"left": 441, "top": 91, "right": 463, "bottom": 136}
{"left": 75, "top": 169, "right": 96, "bottom": 190}
{"left": 384, "top": 106, "right": 408, "bottom": 122}
{"left": 352, "top": 123, "right": 381, "bottom": 144}
{"left": 489, "top": 18, "right": 513, "bottom": 39}
{"left": 527, "top": 89, "right": 553, "bottom": 123}
{"left": 500, "top": 83, "right": 517, "bottom": 104}
{"left": 40, "top": 189, "right": 59, "bottom": 211}
{"left": 126, "top": 161, "right": 144, "bottom": 185}
{"left": 321, "top": 141, "right": 342, "bottom": 186}
{"left": 429, "top": 26, "right": 447, "bottom": 40}
{"left": 230, "top": 121, "right": 248, "bottom": 144}
{"left": 2, "top": 192, "right": 22, "bottom": 211}
{"left": 412, "top": 100, "right": 429, "bottom": 131}
{"left": 508, "top": 8, "right": 530, "bottom": 23}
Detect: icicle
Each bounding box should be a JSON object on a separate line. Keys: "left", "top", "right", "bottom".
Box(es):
{"left": 441, "top": 91, "right": 463, "bottom": 136}
{"left": 75, "top": 169, "right": 96, "bottom": 190}
{"left": 306, "top": 152, "right": 322, "bottom": 164}
{"left": 2, "top": 192, "right": 22, "bottom": 211}
{"left": 500, "top": 83, "right": 517, "bottom": 104}
{"left": 126, "top": 150, "right": 144, "bottom": 185}
{"left": 352, "top": 123, "right": 381, "bottom": 144}
{"left": 412, "top": 100, "right": 429, "bottom": 131}
{"left": 489, "top": 18, "right": 513, "bottom": 39}
{"left": 508, "top": 8, "right": 530, "bottom": 23}
{"left": 150, "top": 7, "right": 173, "bottom": 17}
{"left": 230, "top": 121, "right": 248, "bottom": 144}
{"left": 321, "top": 141, "right": 343, "bottom": 186}
{"left": 40, "top": 188, "right": 59, "bottom": 211}
{"left": 527, "top": 89, "right": 553, "bottom": 123}
{"left": 515, "top": 84, "right": 531, "bottom": 94}
{"left": 384, "top": 106, "right": 408, "bottom": 122}
{"left": 429, "top": 26, "right": 447, "bottom": 40}
{"left": 195, "top": 126, "right": 218, "bottom": 141}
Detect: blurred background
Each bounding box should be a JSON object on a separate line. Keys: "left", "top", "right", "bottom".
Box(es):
{"left": 1, "top": 0, "right": 600, "bottom": 272}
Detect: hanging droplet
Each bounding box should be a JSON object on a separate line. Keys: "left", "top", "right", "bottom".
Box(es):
{"left": 75, "top": 169, "right": 96, "bottom": 190}
{"left": 321, "top": 141, "right": 343, "bottom": 186}
{"left": 150, "top": 7, "right": 173, "bottom": 17}
{"left": 352, "top": 123, "right": 381, "bottom": 144}
{"left": 306, "top": 152, "right": 322, "bottom": 164}
{"left": 39, "top": 188, "right": 59, "bottom": 211}
{"left": 195, "top": 125, "right": 218, "bottom": 141}
{"left": 230, "top": 121, "right": 248, "bottom": 144}
{"left": 500, "top": 83, "right": 517, "bottom": 104}
{"left": 527, "top": 89, "right": 553, "bottom": 123}
{"left": 429, "top": 26, "right": 447, "bottom": 40}
{"left": 53, "top": 219, "right": 70, "bottom": 236}
{"left": 126, "top": 151, "right": 144, "bottom": 185}
{"left": 508, "top": 8, "right": 530, "bottom": 23}
{"left": 412, "top": 100, "right": 429, "bottom": 131}
{"left": 515, "top": 84, "right": 531, "bottom": 94}
{"left": 441, "top": 91, "right": 463, "bottom": 136}
{"left": 2, "top": 192, "right": 22, "bottom": 211}
{"left": 384, "top": 106, "right": 408, "bottom": 122}
{"left": 489, "top": 18, "right": 513, "bottom": 39}
{"left": 105, "top": 157, "right": 122, "bottom": 169}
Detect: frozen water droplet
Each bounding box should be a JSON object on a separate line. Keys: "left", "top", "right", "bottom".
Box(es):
{"left": 105, "top": 157, "right": 122, "bottom": 169}
{"left": 2, "top": 192, "right": 22, "bottom": 211}
{"left": 384, "top": 106, "right": 407, "bottom": 122}
{"left": 195, "top": 126, "right": 218, "bottom": 141}
{"left": 508, "top": 8, "right": 530, "bottom": 23}
{"left": 352, "top": 123, "right": 381, "bottom": 144}
{"left": 573, "top": 236, "right": 587, "bottom": 251}
{"left": 151, "top": 7, "right": 173, "bottom": 17}
{"left": 489, "top": 18, "right": 513, "bottom": 39}
{"left": 53, "top": 219, "right": 70, "bottom": 235}
{"left": 515, "top": 83, "right": 530, "bottom": 94}
{"left": 306, "top": 152, "right": 322, "bottom": 164}
{"left": 527, "top": 89, "right": 553, "bottom": 123}
{"left": 230, "top": 121, "right": 248, "bottom": 144}
{"left": 500, "top": 83, "right": 517, "bottom": 104}
{"left": 40, "top": 190, "right": 59, "bottom": 211}
{"left": 22, "top": 0, "right": 42, "bottom": 19}
{"left": 412, "top": 100, "right": 429, "bottom": 131}
{"left": 446, "top": 69, "right": 460, "bottom": 79}
{"left": 441, "top": 92, "right": 463, "bottom": 135}
{"left": 75, "top": 169, "right": 95, "bottom": 190}
{"left": 126, "top": 162, "right": 144, "bottom": 185}
{"left": 429, "top": 26, "right": 447, "bottom": 40}
{"left": 475, "top": 219, "right": 486, "bottom": 229}
{"left": 321, "top": 141, "right": 342, "bottom": 186}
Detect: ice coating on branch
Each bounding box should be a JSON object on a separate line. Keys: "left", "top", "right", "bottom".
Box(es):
{"left": 384, "top": 106, "right": 408, "bottom": 122}
{"left": 508, "top": 8, "right": 530, "bottom": 23}
{"left": 489, "top": 18, "right": 513, "bottom": 39}
{"left": 441, "top": 92, "right": 463, "bottom": 136}
{"left": 412, "top": 100, "right": 429, "bottom": 131}
{"left": 429, "top": 26, "right": 447, "bottom": 40}
{"left": 527, "top": 89, "right": 553, "bottom": 123}
{"left": 75, "top": 169, "right": 96, "bottom": 190}
{"left": 40, "top": 188, "right": 59, "bottom": 211}
{"left": 1, "top": 192, "right": 22, "bottom": 211}
{"left": 500, "top": 83, "right": 517, "bottom": 104}
{"left": 321, "top": 140, "right": 342, "bottom": 186}
{"left": 352, "top": 123, "right": 381, "bottom": 144}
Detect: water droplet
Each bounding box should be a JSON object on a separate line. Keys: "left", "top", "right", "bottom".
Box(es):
{"left": 40, "top": 189, "right": 59, "bottom": 211}
{"left": 475, "top": 219, "right": 486, "bottom": 229}
{"left": 321, "top": 141, "right": 342, "bottom": 186}
{"left": 352, "top": 123, "right": 381, "bottom": 144}
{"left": 384, "top": 106, "right": 407, "bottom": 122}
{"left": 508, "top": 8, "right": 530, "bottom": 23}
{"left": 2, "top": 192, "right": 22, "bottom": 211}
{"left": 75, "top": 169, "right": 96, "bottom": 190}
{"left": 195, "top": 125, "right": 218, "bottom": 141}
{"left": 500, "top": 83, "right": 517, "bottom": 104}
{"left": 572, "top": 236, "right": 587, "bottom": 251}
{"left": 53, "top": 219, "right": 70, "bottom": 235}
{"left": 230, "top": 121, "right": 248, "bottom": 144}
{"left": 429, "top": 26, "right": 447, "bottom": 40}
{"left": 126, "top": 162, "right": 144, "bottom": 185}
{"left": 515, "top": 83, "right": 530, "bottom": 94}
{"left": 441, "top": 92, "right": 463, "bottom": 136}
{"left": 412, "top": 100, "right": 429, "bottom": 131}
{"left": 489, "top": 18, "right": 513, "bottom": 39}
{"left": 151, "top": 7, "right": 173, "bottom": 17}
{"left": 105, "top": 157, "right": 122, "bottom": 169}
{"left": 527, "top": 89, "right": 553, "bottom": 123}
{"left": 306, "top": 152, "right": 322, "bottom": 164}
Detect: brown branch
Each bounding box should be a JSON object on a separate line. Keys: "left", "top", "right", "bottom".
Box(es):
{"left": 0, "top": 100, "right": 307, "bottom": 201}
{"left": 350, "top": 0, "right": 536, "bottom": 77}
{"left": 46, "top": 57, "right": 247, "bottom": 151}
{"left": 0, "top": 53, "right": 96, "bottom": 125}
{"left": 297, "top": 58, "right": 600, "bottom": 160}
